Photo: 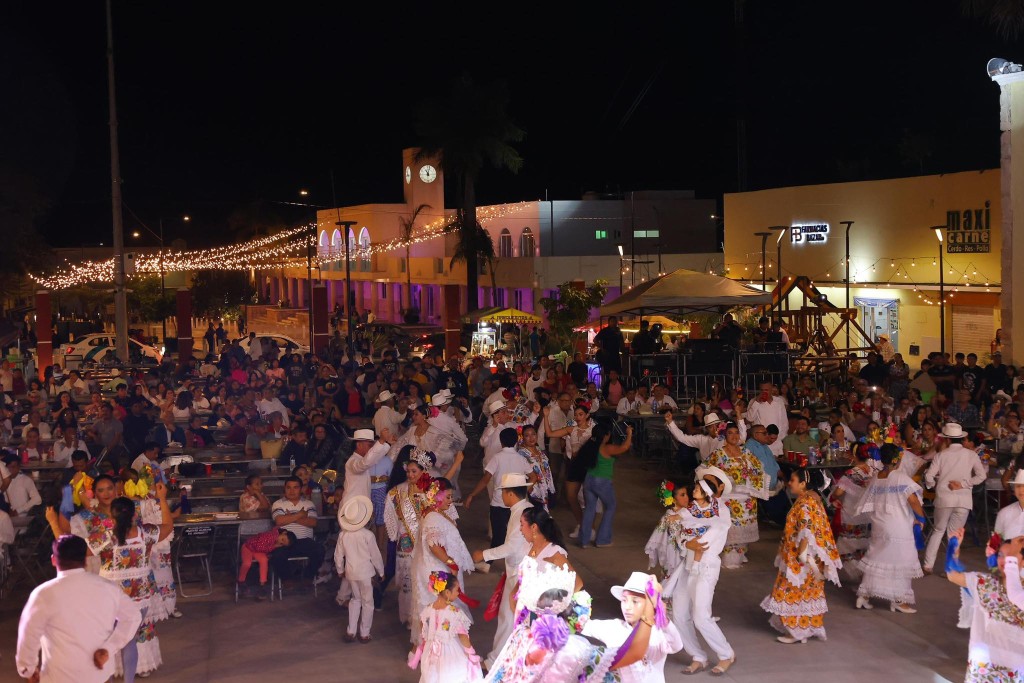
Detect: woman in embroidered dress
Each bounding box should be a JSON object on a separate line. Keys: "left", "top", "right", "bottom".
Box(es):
{"left": 486, "top": 555, "right": 657, "bottom": 683}
{"left": 644, "top": 480, "right": 689, "bottom": 580}
{"left": 411, "top": 477, "right": 475, "bottom": 647}
{"left": 409, "top": 571, "right": 484, "bottom": 683}
{"left": 518, "top": 425, "right": 555, "bottom": 510}
{"left": 134, "top": 482, "right": 181, "bottom": 621}
{"left": 945, "top": 528, "right": 1024, "bottom": 682}
{"left": 703, "top": 423, "right": 768, "bottom": 569}
{"left": 829, "top": 444, "right": 877, "bottom": 582}
{"left": 64, "top": 474, "right": 117, "bottom": 574}
{"left": 761, "top": 468, "right": 842, "bottom": 644}
{"left": 853, "top": 443, "right": 927, "bottom": 613}
{"left": 385, "top": 447, "right": 433, "bottom": 630}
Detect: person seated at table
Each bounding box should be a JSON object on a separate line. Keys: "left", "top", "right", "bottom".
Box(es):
{"left": 223, "top": 413, "right": 249, "bottom": 445}
{"left": 82, "top": 391, "right": 106, "bottom": 420}
{"left": 292, "top": 464, "right": 322, "bottom": 503}
{"left": 18, "top": 426, "right": 44, "bottom": 462}
{"left": 149, "top": 414, "right": 186, "bottom": 448}
{"left": 781, "top": 415, "right": 815, "bottom": 455}
{"left": 130, "top": 441, "right": 163, "bottom": 478}
{"left": 239, "top": 526, "right": 296, "bottom": 601}
{"left": 244, "top": 420, "right": 272, "bottom": 460}
{"left": 602, "top": 369, "right": 626, "bottom": 408}
{"left": 616, "top": 386, "right": 643, "bottom": 415}
{"left": 646, "top": 384, "right": 678, "bottom": 412}
{"left": 0, "top": 454, "right": 42, "bottom": 528}
{"left": 240, "top": 474, "right": 272, "bottom": 513}
{"left": 819, "top": 423, "right": 853, "bottom": 453}
{"left": 270, "top": 476, "right": 324, "bottom": 582}
{"left": 21, "top": 408, "right": 51, "bottom": 441}
{"left": 53, "top": 426, "right": 87, "bottom": 467}
{"left": 183, "top": 413, "right": 213, "bottom": 448}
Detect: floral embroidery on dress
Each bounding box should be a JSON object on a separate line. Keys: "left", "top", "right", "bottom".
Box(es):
{"left": 975, "top": 575, "right": 1024, "bottom": 629}
{"left": 965, "top": 660, "right": 1018, "bottom": 683}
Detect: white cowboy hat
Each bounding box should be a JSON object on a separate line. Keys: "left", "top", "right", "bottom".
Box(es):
{"left": 432, "top": 389, "right": 453, "bottom": 405}
{"left": 339, "top": 495, "right": 373, "bottom": 532}
{"left": 458, "top": 346, "right": 468, "bottom": 353}
{"left": 941, "top": 423, "right": 966, "bottom": 439}
{"left": 496, "top": 472, "right": 534, "bottom": 489}
{"left": 1011, "top": 469, "right": 1024, "bottom": 487}
{"left": 352, "top": 429, "right": 376, "bottom": 442}
{"left": 376, "top": 390, "right": 395, "bottom": 403}
{"left": 703, "top": 413, "right": 723, "bottom": 427}
{"left": 995, "top": 390, "right": 1013, "bottom": 402}
{"left": 611, "top": 571, "right": 654, "bottom": 602}
{"left": 695, "top": 465, "right": 734, "bottom": 497}
{"left": 489, "top": 401, "right": 507, "bottom": 416}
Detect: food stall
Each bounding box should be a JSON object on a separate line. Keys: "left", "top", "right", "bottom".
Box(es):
{"left": 462, "top": 307, "right": 543, "bottom": 365}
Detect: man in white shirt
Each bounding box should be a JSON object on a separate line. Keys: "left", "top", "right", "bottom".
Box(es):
{"left": 342, "top": 429, "right": 394, "bottom": 505}
{"left": 371, "top": 390, "right": 404, "bottom": 439}
{"left": 17, "top": 535, "right": 141, "bottom": 683}
{"left": 53, "top": 427, "right": 87, "bottom": 467}
{"left": 744, "top": 382, "right": 789, "bottom": 441}
{"left": 666, "top": 412, "right": 746, "bottom": 462}
{"left": 129, "top": 443, "right": 164, "bottom": 479}
{"left": 470, "top": 474, "right": 533, "bottom": 669}
{"left": 922, "top": 424, "right": 988, "bottom": 573}
{"left": 464, "top": 428, "right": 534, "bottom": 554}
{"left": 524, "top": 365, "right": 545, "bottom": 401}
{"left": 270, "top": 477, "right": 323, "bottom": 582}
{"left": 995, "top": 469, "right": 1024, "bottom": 541}
{"left": 2, "top": 455, "right": 42, "bottom": 527}
{"left": 616, "top": 387, "right": 643, "bottom": 415}
{"left": 257, "top": 386, "right": 290, "bottom": 428}
{"left": 646, "top": 384, "right": 678, "bottom": 412}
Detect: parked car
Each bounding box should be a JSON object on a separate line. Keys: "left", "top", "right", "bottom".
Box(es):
{"left": 356, "top": 323, "right": 445, "bottom": 358}
{"left": 60, "top": 334, "right": 163, "bottom": 368}
{"left": 236, "top": 333, "right": 310, "bottom": 358}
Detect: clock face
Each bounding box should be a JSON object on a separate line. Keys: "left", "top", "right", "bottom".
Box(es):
{"left": 419, "top": 165, "right": 437, "bottom": 183}
{"left": 405, "top": 166, "right": 412, "bottom": 184}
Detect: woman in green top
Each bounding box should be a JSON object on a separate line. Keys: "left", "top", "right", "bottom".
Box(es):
{"left": 579, "top": 421, "right": 633, "bottom": 548}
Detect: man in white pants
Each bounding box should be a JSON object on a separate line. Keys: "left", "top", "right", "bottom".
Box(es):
{"left": 470, "top": 473, "right": 532, "bottom": 670}
{"left": 922, "top": 423, "right": 987, "bottom": 573}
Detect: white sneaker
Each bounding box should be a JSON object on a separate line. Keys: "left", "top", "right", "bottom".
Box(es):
{"left": 568, "top": 526, "right": 580, "bottom": 539}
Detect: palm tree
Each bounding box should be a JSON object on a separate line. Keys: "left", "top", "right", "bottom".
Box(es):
{"left": 963, "top": 0, "right": 1024, "bottom": 39}
{"left": 397, "top": 203, "right": 431, "bottom": 317}
{"left": 444, "top": 218, "right": 497, "bottom": 306}
{"left": 415, "top": 73, "right": 524, "bottom": 311}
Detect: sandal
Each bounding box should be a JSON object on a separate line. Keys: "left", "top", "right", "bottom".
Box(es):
{"left": 683, "top": 661, "right": 707, "bottom": 675}
{"left": 710, "top": 658, "right": 735, "bottom": 676}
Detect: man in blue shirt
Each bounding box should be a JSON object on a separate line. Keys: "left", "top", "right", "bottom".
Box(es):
{"left": 746, "top": 423, "right": 786, "bottom": 525}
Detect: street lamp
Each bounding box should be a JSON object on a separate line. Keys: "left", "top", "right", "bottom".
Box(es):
{"left": 931, "top": 225, "right": 946, "bottom": 354}
{"left": 769, "top": 225, "right": 788, "bottom": 317}
{"left": 840, "top": 220, "right": 854, "bottom": 350}
{"left": 754, "top": 231, "right": 771, "bottom": 292}
{"left": 133, "top": 214, "right": 189, "bottom": 345}
{"left": 617, "top": 244, "right": 625, "bottom": 293}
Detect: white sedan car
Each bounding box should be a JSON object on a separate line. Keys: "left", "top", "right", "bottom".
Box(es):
{"left": 60, "top": 334, "right": 163, "bottom": 368}
{"left": 237, "top": 333, "right": 310, "bottom": 358}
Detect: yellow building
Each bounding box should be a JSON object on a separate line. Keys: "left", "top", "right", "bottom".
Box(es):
{"left": 724, "top": 170, "right": 1002, "bottom": 361}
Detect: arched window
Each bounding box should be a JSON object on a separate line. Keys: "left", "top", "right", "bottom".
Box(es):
{"left": 519, "top": 227, "right": 535, "bottom": 258}
{"left": 318, "top": 230, "right": 330, "bottom": 258}
{"left": 499, "top": 228, "right": 513, "bottom": 258}
{"left": 330, "top": 229, "right": 343, "bottom": 259}
{"left": 347, "top": 229, "right": 357, "bottom": 261}
{"left": 358, "top": 227, "right": 371, "bottom": 272}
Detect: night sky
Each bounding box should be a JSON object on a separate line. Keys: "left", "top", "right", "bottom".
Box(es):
{"left": 1, "top": 1, "right": 1016, "bottom": 248}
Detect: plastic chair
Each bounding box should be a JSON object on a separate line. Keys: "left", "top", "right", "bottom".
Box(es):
{"left": 174, "top": 525, "right": 216, "bottom": 597}
{"left": 8, "top": 514, "right": 52, "bottom": 591}
{"left": 270, "top": 555, "right": 314, "bottom": 601}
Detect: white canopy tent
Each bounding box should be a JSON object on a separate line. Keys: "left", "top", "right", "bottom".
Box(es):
{"left": 599, "top": 268, "right": 772, "bottom": 317}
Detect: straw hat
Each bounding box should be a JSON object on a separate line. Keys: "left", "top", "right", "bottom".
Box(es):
{"left": 695, "top": 465, "right": 733, "bottom": 497}
{"left": 352, "top": 429, "right": 375, "bottom": 442}
{"left": 1010, "top": 469, "right": 1024, "bottom": 487}
{"left": 611, "top": 571, "right": 654, "bottom": 601}
{"left": 432, "top": 389, "right": 453, "bottom": 405}
{"left": 703, "top": 413, "right": 723, "bottom": 427}
{"left": 496, "top": 473, "right": 534, "bottom": 490}
{"left": 339, "top": 495, "right": 373, "bottom": 532}
{"left": 376, "top": 390, "right": 395, "bottom": 403}
{"left": 941, "top": 423, "right": 966, "bottom": 439}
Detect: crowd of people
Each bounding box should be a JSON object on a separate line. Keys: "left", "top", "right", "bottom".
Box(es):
{"left": 5, "top": 317, "right": 1024, "bottom": 682}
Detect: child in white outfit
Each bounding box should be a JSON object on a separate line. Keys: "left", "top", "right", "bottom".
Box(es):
{"left": 335, "top": 496, "right": 385, "bottom": 642}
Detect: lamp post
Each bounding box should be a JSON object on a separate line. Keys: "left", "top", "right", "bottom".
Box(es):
{"left": 754, "top": 231, "right": 770, "bottom": 292}
{"left": 337, "top": 220, "right": 358, "bottom": 343}
{"left": 133, "top": 214, "right": 189, "bottom": 347}
{"left": 617, "top": 244, "right": 624, "bottom": 293}
{"left": 769, "top": 225, "right": 788, "bottom": 317}
{"left": 840, "top": 220, "right": 854, "bottom": 350}
{"left": 931, "top": 225, "right": 946, "bottom": 354}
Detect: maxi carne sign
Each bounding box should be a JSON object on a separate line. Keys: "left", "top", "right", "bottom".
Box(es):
{"left": 946, "top": 201, "right": 991, "bottom": 254}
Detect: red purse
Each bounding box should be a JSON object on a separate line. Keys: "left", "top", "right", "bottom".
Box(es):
{"left": 483, "top": 572, "right": 507, "bottom": 621}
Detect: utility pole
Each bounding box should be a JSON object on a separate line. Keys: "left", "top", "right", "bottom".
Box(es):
{"left": 106, "top": 0, "right": 128, "bottom": 362}
{"left": 841, "top": 220, "right": 854, "bottom": 351}
{"left": 754, "top": 231, "right": 770, "bottom": 293}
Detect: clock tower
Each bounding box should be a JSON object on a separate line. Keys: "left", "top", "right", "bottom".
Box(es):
{"left": 402, "top": 147, "right": 444, "bottom": 210}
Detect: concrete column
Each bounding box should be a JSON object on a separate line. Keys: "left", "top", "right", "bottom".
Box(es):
{"left": 176, "top": 289, "right": 193, "bottom": 363}
{"left": 35, "top": 290, "right": 52, "bottom": 380}
{"left": 312, "top": 284, "right": 329, "bottom": 355}
{"left": 992, "top": 66, "right": 1024, "bottom": 364}
{"left": 356, "top": 280, "right": 365, "bottom": 312}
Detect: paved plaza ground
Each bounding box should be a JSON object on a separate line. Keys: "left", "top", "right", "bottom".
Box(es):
{"left": 0, "top": 448, "right": 987, "bottom": 683}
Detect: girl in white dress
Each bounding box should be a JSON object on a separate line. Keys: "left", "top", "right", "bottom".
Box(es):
{"left": 854, "top": 443, "right": 927, "bottom": 612}
{"left": 409, "top": 570, "right": 483, "bottom": 683}
{"left": 829, "top": 444, "right": 878, "bottom": 582}
{"left": 410, "top": 477, "right": 475, "bottom": 646}
{"left": 384, "top": 448, "right": 432, "bottom": 628}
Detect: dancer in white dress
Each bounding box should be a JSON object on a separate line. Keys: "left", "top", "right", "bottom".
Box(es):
{"left": 384, "top": 448, "right": 432, "bottom": 629}
{"left": 853, "top": 443, "right": 927, "bottom": 612}
{"left": 828, "top": 444, "right": 877, "bottom": 582}
{"left": 410, "top": 477, "right": 475, "bottom": 646}
{"left": 409, "top": 570, "right": 483, "bottom": 683}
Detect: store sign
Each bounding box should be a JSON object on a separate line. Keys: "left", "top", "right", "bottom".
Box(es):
{"left": 790, "top": 223, "right": 829, "bottom": 244}
{"left": 946, "top": 201, "right": 991, "bottom": 253}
